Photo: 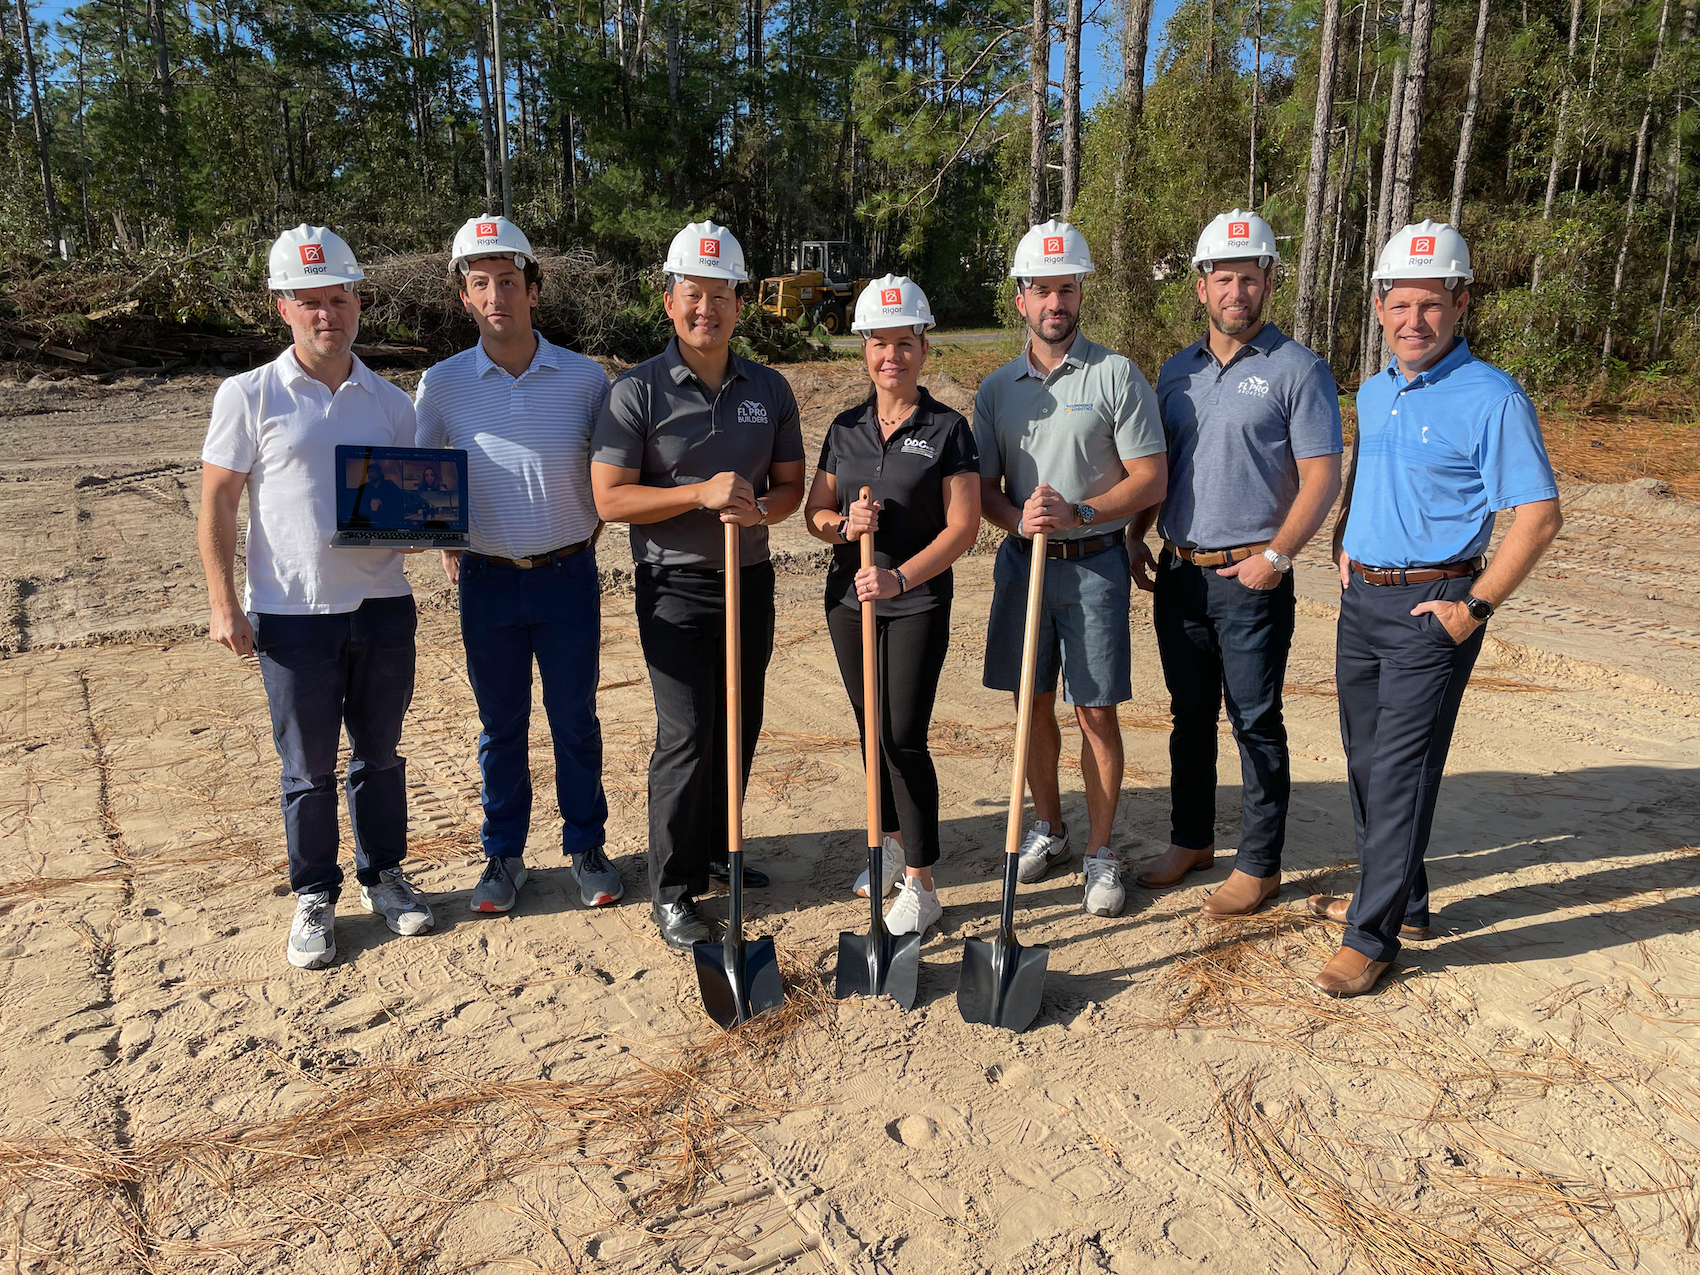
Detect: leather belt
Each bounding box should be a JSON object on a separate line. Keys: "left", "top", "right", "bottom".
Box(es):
{"left": 1352, "top": 556, "right": 1485, "bottom": 586}
{"left": 1016, "top": 528, "right": 1127, "bottom": 560}
{"left": 1164, "top": 539, "right": 1270, "bottom": 568}
{"left": 465, "top": 536, "right": 595, "bottom": 570}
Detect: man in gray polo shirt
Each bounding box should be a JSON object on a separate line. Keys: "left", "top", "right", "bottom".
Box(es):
{"left": 591, "top": 221, "right": 805, "bottom": 951}
{"left": 976, "top": 219, "right": 1168, "bottom": 920}
{"left": 1131, "top": 209, "right": 1343, "bottom": 917}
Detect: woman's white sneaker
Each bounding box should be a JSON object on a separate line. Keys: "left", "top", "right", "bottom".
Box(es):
{"left": 884, "top": 878, "right": 942, "bottom": 937}
{"left": 854, "top": 836, "right": 906, "bottom": 899}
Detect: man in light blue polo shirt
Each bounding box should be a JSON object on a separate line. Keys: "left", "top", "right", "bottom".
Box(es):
{"left": 1315, "top": 221, "right": 1562, "bottom": 997}
{"left": 1135, "top": 210, "right": 1343, "bottom": 919}
{"left": 416, "top": 215, "right": 621, "bottom": 916}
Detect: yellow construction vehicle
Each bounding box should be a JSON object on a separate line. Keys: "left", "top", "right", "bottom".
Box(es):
{"left": 758, "top": 241, "right": 870, "bottom": 336}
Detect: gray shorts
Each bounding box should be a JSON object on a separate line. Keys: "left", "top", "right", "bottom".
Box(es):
{"left": 983, "top": 535, "right": 1132, "bottom": 707}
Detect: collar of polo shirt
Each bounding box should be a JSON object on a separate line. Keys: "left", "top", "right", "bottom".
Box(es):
{"left": 278, "top": 346, "right": 376, "bottom": 393}
{"left": 474, "top": 329, "right": 559, "bottom": 379}
{"left": 1387, "top": 334, "right": 1472, "bottom": 387}
{"left": 663, "top": 335, "right": 748, "bottom": 387}
{"left": 1193, "top": 318, "right": 1282, "bottom": 366}
{"left": 1020, "top": 330, "right": 1089, "bottom": 379}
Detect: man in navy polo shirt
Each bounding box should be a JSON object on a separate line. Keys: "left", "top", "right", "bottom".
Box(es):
{"left": 1316, "top": 221, "right": 1562, "bottom": 997}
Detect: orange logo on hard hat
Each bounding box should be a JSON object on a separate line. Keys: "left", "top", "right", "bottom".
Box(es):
{"left": 1228, "top": 221, "right": 1250, "bottom": 239}
{"left": 299, "top": 243, "right": 325, "bottom": 265}
{"left": 1043, "top": 236, "right": 1065, "bottom": 255}
{"left": 476, "top": 221, "right": 499, "bottom": 238}
{"left": 1410, "top": 235, "right": 1436, "bottom": 255}
{"left": 700, "top": 238, "right": 720, "bottom": 258}
{"left": 880, "top": 287, "right": 902, "bottom": 306}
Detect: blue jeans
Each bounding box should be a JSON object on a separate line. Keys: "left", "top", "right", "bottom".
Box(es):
{"left": 459, "top": 550, "right": 607, "bottom": 860}
{"left": 1153, "top": 551, "right": 1295, "bottom": 877}
{"left": 253, "top": 595, "right": 417, "bottom": 900}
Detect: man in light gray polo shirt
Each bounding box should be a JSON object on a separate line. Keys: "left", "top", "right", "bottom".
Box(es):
{"left": 975, "top": 219, "right": 1168, "bottom": 920}
{"left": 1131, "top": 209, "right": 1343, "bottom": 917}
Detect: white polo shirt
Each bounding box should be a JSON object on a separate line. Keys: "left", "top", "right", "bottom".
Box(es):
{"left": 415, "top": 332, "right": 606, "bottom": 559}
{"left": 201, "top": 348, "right": 416, "bottom": 614}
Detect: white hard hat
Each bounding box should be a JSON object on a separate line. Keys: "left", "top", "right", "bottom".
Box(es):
{"left": 1373, "top": 219, "right": 1474, "bottom": 289}
{"left": 1193, "top": 209, "right": 1280, "bottom": 272}
{"left": 451, "top": 214, "right": 535, "bottom": 275}
{"left": 1009, "top": 218, "right": 1095, "bottom": 281}
{"left": 663, "top": 220, "right": 748, "bottom": 282}
{"left": 268, "top": 224, "right": 364, "bottom": 294}
{"left": 852, "top": 274, "right": 936, "bottom": 335}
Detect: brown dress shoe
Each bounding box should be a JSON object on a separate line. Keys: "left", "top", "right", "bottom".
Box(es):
{"left": 1305, "top": 893, "right": 1429, "bottom": 940}
{"left": 1135, "top": 843, "right": 1214, "bottom": 889}
{"left": 1312, "top": 946, "right": 1392, "bottom": 997}
{"left": 1200, "top": 869, "right": 1280, "bottom": 917}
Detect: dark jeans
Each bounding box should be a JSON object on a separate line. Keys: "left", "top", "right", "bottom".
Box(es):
{"left": 825, "top": 598, "right": 952, "bottom": 869}
{"left": 459, "top": 550, "right": 607, "bottom": 861}
{"left": 1337, "top": 573, "right": 1486, "bottom": 963}
{"left": 253, "top": 595, "right": 417, "bottom": 900}
{"left": 1153, "top": 552, "right": 1295, "bottom": 877}
{"left": 635, "top": 561, "right": 776, "bottom": 904}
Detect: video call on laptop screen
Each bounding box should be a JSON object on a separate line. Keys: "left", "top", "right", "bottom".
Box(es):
{"left": 335, "top": 446, "right": 468, "bottom": 532}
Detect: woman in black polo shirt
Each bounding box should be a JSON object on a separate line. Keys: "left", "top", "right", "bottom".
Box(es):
{"left": 803, "top": 275, "right": 981, "bottom": 938}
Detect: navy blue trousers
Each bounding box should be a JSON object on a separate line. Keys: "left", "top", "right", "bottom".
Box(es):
{"left": 458, "top": 550, "right": 608, "bottom": 860}
{"left": 1336, "top": 573, "right": 1485, "bottom": 963}
{"left": 253, "top": 595, "right": 417, "bottom": 900}
{"left": 1153, "top": 552, "right": 1295, "bottom": 877}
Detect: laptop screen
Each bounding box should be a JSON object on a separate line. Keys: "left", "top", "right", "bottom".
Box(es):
{"left": 335, "top": 446, "right": 470, "bottom": 533}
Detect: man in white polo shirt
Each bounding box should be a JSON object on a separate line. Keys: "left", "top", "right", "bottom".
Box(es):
{"left": 199, "top": 224, "right": 432, "bottom": 971}
{"left": 415, "top": 215, "right": 619, "bottom": 916}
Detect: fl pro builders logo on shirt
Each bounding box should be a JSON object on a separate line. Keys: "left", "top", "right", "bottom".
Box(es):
{"left": 1237, "top": 375, "right": 1271, "bottom": 398}
{"left": 737, "top": 400, "right": 768, "bottom": 424}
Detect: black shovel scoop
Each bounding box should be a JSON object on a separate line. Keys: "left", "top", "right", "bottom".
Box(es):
{"left": 695, "top": 519, "right": 786, "bottom": 1028}
{"left": 958, "top": 529, "right": 1050, "bottom": 1032}
{"left": 834, "top": 489, "right": 922, "bottom": 1008}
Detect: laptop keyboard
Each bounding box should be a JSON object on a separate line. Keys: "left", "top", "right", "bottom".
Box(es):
{"left": 343, "top": 530, "right": 458, "bottom": 541}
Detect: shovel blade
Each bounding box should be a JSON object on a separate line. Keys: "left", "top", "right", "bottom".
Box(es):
{"left": 957, "top": 935, "right": 1049, "bottom": 1032}
{"left": 833, "top": 929, "right": 922, "bottom": 1008}
{"left": 693, "top": 937, "right": 786, "bottom": 1029}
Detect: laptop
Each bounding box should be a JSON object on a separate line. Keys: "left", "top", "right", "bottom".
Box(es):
{"left": 332, "top": 445, "right": 471, "bottom": 550}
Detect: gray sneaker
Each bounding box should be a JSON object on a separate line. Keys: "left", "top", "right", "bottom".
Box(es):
{"left": 360, "top": 866, "right": 434, "bottom": 936}
{"left": 288, "top": 891, "right": 336, "bottom": 969}
{"left": 470, "top": 856, "right": 527, "bottom": 913}
{"left": 1015, "top": 820, "right": 1071, "bottom": 884}
{"left": 1082, "top": 849, "right": 1125, "bottom": 918}
{"left": 570, "top": 845, "right": 625, "bottom": 908}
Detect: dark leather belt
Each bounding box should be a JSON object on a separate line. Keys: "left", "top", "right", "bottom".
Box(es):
{"left": 1015, "top": 528, "right": 1127, "bottom": 560}
{"left": 466, "top": 536, "right": 595, "bottom": 570}
{"left": 1164, "top": 539, "right": 1271, "bottom": 568}
{"left": 1353, "top": 556, "right": 1485, "bottom": 586}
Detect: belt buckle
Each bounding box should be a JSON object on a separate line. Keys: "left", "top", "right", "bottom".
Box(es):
{"left": 513, "top": 556, "right": 534, "bottom": 570}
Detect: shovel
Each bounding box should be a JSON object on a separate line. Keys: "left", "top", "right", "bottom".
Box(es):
{"left": 834, "top": 488, "right": 922, "bottom": 1008}
{"left": 958, "top": 530, "right": 1051, "bottom": 1032}
{"left": 694, "top": 519, "right": 786, "bottom": 1029}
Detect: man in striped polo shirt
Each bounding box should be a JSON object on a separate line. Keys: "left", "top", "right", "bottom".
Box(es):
{"left": 416, "top": 215, "right": 622, "bottom": 915}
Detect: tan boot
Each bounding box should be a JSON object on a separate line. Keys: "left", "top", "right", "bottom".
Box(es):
{"left": 1134, "top": 843, "right": 1214, "bottom": 889}
{"left": 1306, "top": 893, "right": 1430, "bottom": 941}
{"left": 1200, "top": 869, "right": 1280, "bottom": 917}
{"left": 1312, "top": 946, "right": 1392, "bottom": 997}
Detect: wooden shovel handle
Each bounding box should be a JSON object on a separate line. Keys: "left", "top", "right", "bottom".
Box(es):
{"left": 725, "top": 519, "right": 743, "bottom": 861}
{"left": 1005, "top": 532, "right": 1048, "bottom": 859}
{"left": 858, "top": 488, "right": 881, "bottom": 848}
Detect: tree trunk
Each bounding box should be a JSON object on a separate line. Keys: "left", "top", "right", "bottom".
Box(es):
{"left": 1061, "top": 0, "right": 1081, "bottom": 215}
{"left": 1111, "top": 0, "right": 1156, "bottom": 354}
{"left": 16, "top": 0, "right": 63, "bottom": 255}
{"left": 1293, "top": 0, "right": 1342, "bottom": 349}
{"left": 1602, "top": 0, "right": 1671, "bottom": 363}
{"left": 1028, "top": 0, "right": 1048, "bottom": 225}
{"left": 491, "top": 0, "right": 512, "bottom": 218}
{"left": 1530, "top": 0, "right": 1582, "bottom": 297}
{"left": 1448, "top": 0, "right": 1490, "bottom": 227}
{"left": 1364, "top": 0, "right": 1415, "bottom": 378}
{"left": 1247, "top": 0, "right": 1262, "bottom": 207}
{"left": 1651, "top": 124, "right": 1680, "bottom": 360}
{"left": 476, "top": 20, "right": 496, "bottom": 210}
{"left": 1387, "top": 0, "right": 1435, "bottom": 234}
{"left": 1327, "top": 0, "right": 1374, "bottom": 362}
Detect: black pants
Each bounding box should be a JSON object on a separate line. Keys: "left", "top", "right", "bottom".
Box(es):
{"left": 825, "top": 599, "right": 952, "bottom": 868}
{"left": 636, "top": 561, "right": 776, "bottom": 904}
{"left": 1153, "top": 553, "right": 1295, "bottom": 877}
{"left": 1336, "top": 573, "right": 1485, "bottom": 963}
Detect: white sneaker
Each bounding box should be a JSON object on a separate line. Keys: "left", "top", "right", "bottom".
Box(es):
{"left": 1016, "top": 821, "right": 1071, "bottom": 884}
{"left": 288, "top": 891, "right": 336, "bottom": 969}
{"left": 360, "top": 866, "right": 434, "bottom": 936}
{"left": 884, "top": 878, "right": 942, "bottom": 937}
{"left": 1082, "top": 849, "right": 1125, "bottom": 918}
{"left": 854, "top": 836, "right": 906, "bottom": 899}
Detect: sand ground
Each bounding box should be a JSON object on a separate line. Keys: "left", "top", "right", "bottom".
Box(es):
{"left": 0, "top": 359, "right": 1697, "bottom": 1275}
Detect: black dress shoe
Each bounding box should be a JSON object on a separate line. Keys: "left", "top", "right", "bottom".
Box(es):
{"left": 707, "top": 859, "right": 769, "bottom": 888}
{"left": 653, "top": 898, "right": 714, "bottom": 951}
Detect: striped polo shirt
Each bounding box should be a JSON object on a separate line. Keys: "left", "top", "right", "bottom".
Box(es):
{"left": 415, "top": 332, "right": 607, "bottom": 558}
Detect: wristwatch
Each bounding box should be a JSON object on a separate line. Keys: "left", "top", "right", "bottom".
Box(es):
{"left": 894, "top": 569, "right": 908, "bottom": 594}
{"left": 754, "top": 497, "right": 769, "bottom": 525}
{"left": 835, "top": 516, "right": 850, "bottom": 543}
{"left": 1464, "top": 595, "right": 1495, "bottom": 622}
{"left": 1075, "top": 503, "right": 1098, "bottom": 525}
{"left": 1262, "top": 547, "right": 1293, "bottom": 574}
